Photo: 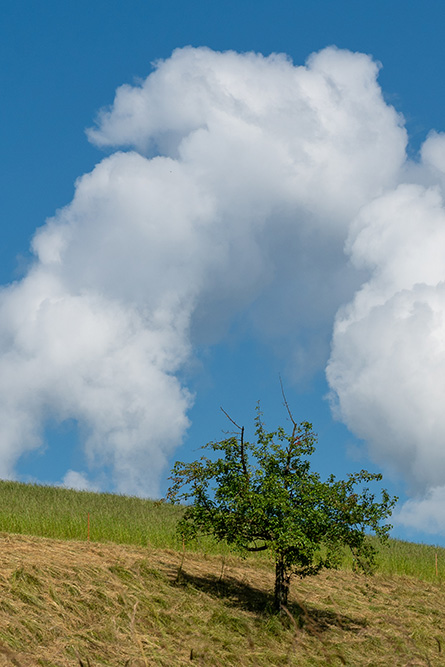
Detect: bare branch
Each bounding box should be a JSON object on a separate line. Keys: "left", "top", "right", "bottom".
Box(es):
{"left": 279, "top": 375, "right": 297, "bottom": 428}
{"left": 280, "top": 377, "right": 300, "bottom": 473}
{"left": 221, "top": 406, "right": 248, "bottom": 477}
{"left": 220, "top": 406, "right": 243, "bottom": 431}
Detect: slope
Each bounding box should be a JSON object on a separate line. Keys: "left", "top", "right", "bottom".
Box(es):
{"left": 0, "top": 532, "right": 444, "bottom": 666}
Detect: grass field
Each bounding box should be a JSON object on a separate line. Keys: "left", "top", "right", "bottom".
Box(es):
{"left": 0, "top": 533, "right": 444, "bottom": 666}
{"left": 0, "top": 480, "right": 444, "bottom": 665}
{"left": 0, "top": 479, "right": 444, "bottom": 583}
{"left": 0, "top": 480, "right": 185, "bottom": 550}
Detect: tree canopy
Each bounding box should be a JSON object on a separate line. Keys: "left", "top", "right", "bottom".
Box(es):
{"left": 167, "top": 404, "right": 397, "bottom": 611}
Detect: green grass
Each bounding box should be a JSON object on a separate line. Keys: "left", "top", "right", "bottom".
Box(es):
{"left": 373, "top": 535, "right": 445, "bottom": 581}
{"left": 0, "top": 479, "right": 444, "bottom": 583}
{"left": 341, "top": 534, "right": 445, "bottom": 583}
{"left": 0, "top": 480, "right": 184, "bottom": 549}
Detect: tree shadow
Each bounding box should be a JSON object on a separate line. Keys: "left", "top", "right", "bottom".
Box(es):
{"left": 173, "top": 569, "right": 367, "bottom": 636}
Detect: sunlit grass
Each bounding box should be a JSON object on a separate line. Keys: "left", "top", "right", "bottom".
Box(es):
{"left": 1, "top": 533, "right": 444, "bottom": 666}
{"left": 0, "top": 479, "right": 444, "bottom": 583}
{"left": 0, "top": 480, "right": 235, "bottom": 555}
{"left": 0, "top": 480, "right": 184, "bottom": 549}
{"left": 373, "top": 536, "right": 445, "bottom": 582}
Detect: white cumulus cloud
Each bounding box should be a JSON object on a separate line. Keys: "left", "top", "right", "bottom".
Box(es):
{"left": 0, "top": 45, "right": 411, "bottom": 497}
{"left": 327, "top": 131, "right": 445, "bottom": 533}
{"left": 61, "top": 470, "right": 100, "bottom": 492}
{"left": 394, "top": 486, "right": 445, "bottom": 535}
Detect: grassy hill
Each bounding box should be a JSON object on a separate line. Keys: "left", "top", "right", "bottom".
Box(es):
{"left": 0, "top": 481, "right": 444, "bottom": 665}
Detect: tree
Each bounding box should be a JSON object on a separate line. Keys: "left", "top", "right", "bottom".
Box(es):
{"left": 167, "top": 403, "right": 397, "bottom": 612}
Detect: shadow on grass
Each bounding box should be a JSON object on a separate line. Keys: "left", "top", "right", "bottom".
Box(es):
{"left": 174, "top": 570, "right": 367, "bottom": 636}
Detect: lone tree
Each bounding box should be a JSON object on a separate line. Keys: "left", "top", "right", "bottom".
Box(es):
{"left": 167, "top": 402, "right": 397, "bottom": 612}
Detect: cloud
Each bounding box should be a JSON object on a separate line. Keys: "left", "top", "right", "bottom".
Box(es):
{"left": 61, "top": 470, "right": 100, "bottom": 492}
{"left": 394, "top": 486, "right": 445, "bottom": 535}
{"left": 327, "top": 135, "right": 445, "bottom": 504}
{"left": 0, "top": 267, "right": 192, "bottom": 496}
{"left": 0, "top": 45, "right": 408, "bottom": 497}
{"left": 88, "top": 46, "right": 405, "bottom": 222}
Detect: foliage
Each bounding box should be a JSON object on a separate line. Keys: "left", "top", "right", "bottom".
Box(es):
{"left": 167, "top": 404, "right": 398, "bottom": 610}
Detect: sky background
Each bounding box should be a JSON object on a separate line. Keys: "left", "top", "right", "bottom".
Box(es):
{"left": 2, "top": 0, "right": 445, "bottom": 546}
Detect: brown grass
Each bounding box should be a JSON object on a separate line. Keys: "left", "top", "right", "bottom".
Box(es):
{"left": 0, "top": 532, "right": 444, "bottom": 666}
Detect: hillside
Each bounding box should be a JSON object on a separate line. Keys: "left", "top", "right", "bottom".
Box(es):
{"left": 0, "top": 481, "right": 444, "bottom": 665}
{"left": 0, "top": 532, "right": 444, "bottom": 666}
{"left": 0, "top": 480, "right": 444, "bottom": 582}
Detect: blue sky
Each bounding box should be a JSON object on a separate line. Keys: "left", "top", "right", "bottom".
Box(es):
{"left": 2, "top": 0, "right": 445, "bottom": 546}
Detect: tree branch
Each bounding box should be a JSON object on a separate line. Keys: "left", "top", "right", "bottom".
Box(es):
{"left": 280, "top": 375, "right": 297, "bottom": 429}
{"left": 220, "top": 406, "right": 242, "bottom": 431}
{"left": 246, "top": 544, "right": 269, "bottom": 552}
{"left": 280, "top": 376, "right": 300, "bottom": 470}
{"left": 221, "top": 406, "right": 248, "bottom": 478}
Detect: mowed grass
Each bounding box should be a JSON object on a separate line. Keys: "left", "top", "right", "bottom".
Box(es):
{"left": 0, "top": 479, "right": 444, "bottom": 582}
{"left": 0, "top": 533, "right": 444, "bottom": 666}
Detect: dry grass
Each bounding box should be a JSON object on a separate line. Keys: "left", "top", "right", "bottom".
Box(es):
{"left": 0, "top": 532, "right": 444, "bottom": 666}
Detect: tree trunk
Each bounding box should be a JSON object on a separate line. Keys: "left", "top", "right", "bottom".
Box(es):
{"left": 274, "top": 553, "right": 290, "bottom": 612}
